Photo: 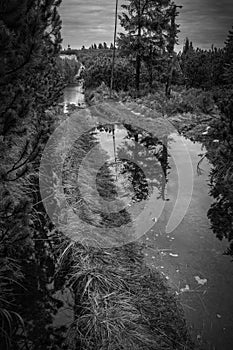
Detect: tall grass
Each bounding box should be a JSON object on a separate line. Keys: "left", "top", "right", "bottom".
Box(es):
{"left": 58, "top": 242, "right": 195, "bottom": 350}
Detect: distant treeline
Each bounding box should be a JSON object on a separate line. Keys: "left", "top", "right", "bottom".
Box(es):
{"left": 87, "top": 42, "right": 114, "bottom": 50}
{"left": 61, "top": 42, "right": 114, "bottom": 54}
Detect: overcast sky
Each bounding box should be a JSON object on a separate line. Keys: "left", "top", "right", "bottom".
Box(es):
{"left": 59, "top": 0, "right": 233, "bottom": 51}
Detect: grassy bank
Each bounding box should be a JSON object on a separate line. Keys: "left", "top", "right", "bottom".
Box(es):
{"left": 58, "top": 241, "right": 196, "bottom": 350}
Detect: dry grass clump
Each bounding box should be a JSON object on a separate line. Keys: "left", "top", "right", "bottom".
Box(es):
{"left": 59, "top": 242, "right": 195, "bottom": 350}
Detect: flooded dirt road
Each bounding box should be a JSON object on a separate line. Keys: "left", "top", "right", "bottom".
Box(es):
{"left": 60, "top": 85, "right": 233, "bottom": 349}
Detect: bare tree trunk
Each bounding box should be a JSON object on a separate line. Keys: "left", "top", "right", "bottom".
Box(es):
{"left": 165, "top": 4, "right": 182, "bottom": 98}
{"left": 165, "top": 59, "right": 174, "bottom": 97}
{"left": 136, "top": 53, "right": 141, "bottom": 93}
{"left": 136, "top": 0, "right": 141, "bottom": 95}
{"left": 160, "top": 136, "right": 168, "bottom": 200}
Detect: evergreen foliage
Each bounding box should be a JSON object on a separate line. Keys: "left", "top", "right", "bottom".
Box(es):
{"left": 180, "top": 41, "right": 225, "bottom": 89}
{"left": 206, "top": 94, "right": 233, "bottom": 257}
{"left": 57, "top": 57, "right": 81, "bottom": 84}
{"left": 82, "top": 56, "right": 135, "bottom": 91}
{"left": 223, "top": 26, "right": 233, "bottom": 85}
{"left": 0, "top": 1, "right": 67, "bottom": 348}
{"left": 118, "top": 0, "right": 178, "bottom": 91}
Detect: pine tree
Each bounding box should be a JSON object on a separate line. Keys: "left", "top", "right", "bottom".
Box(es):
{"left": 165, "top": 4, "right": 182, "bottom": 97}
{"left": 118, "top": 0, "right": 173, "bottom": 93}
{"left": 0, "top": 1, "right": 67, "bottom": 348}
{"left": 224, "top": 27, "right": 233, "bottom": 63}
{"left": 223, "top": 26, "right": 233, "bottom": 85}
{"left": 207, "top": 93, "right": 233, "bottom": 256}
{"left": 180, "top": 44, "right": 225, "bottom": 89}
{"left": 182, "top": 37, "right": 194, "bottom": 56}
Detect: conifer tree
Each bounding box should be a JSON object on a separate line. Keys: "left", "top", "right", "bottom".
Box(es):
{"left": 181, "top": 37, "right": 194, "bottom": 56}
{"left": 223, "top": 26, "right": 233, "bottom": 85}
{"left": 165, "top": 3, "right": 182, "bottom": 97}
{"left": 118, "top": 0, "right": 174, "bottom": 92}
{"left": 0, "top": 1, "right": 67, "bottom": 348}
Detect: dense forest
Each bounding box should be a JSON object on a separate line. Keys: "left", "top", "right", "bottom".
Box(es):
{"left": 1, "top": 0, "right": 233, "bottom": 349}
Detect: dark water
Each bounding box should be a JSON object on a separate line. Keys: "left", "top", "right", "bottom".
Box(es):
{"left": 60, "top": 86, "right": 233, "bottom": 350}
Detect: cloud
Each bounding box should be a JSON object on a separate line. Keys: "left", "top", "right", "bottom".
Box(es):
{"left": 177, "top": 0, "right": 233, "bottom": 50}
{"left": 59, "top": 0, "right": 122, "bottom": 48}
{"left": 58, "top": 0, "right": 233, "bottom": 50}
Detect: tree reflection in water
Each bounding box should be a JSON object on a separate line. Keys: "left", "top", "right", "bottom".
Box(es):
{"left": 62, "top": 123, "right": 171, "bottom": 231}
{"left": 95, "top": 123, "right": 170, "bottom": 209}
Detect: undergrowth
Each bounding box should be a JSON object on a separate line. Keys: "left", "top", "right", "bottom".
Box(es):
{"left": 84, "top": 83, "right": 216, "bottom": 118}
{"left": 57, "top": 241, "right": 196, "bottom": 350}
{"left": 121, "top": 87, "right": 215, "bottom": 117}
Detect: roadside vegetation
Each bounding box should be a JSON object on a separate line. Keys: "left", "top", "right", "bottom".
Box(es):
{"left": 57, "top": 241, "right": 195, "bottom": 350}
{"left": 0, "top": 0, "right": 66, "bottom": 348}
{"left": 1, "top": 0, "right": 233, "bottom": 349}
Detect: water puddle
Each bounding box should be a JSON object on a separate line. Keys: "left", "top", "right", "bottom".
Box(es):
{"left": 62, "top": 123, "right": 170, "bottom": 244}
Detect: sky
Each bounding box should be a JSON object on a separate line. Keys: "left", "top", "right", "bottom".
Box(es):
{"left": 59, "top": 0, "right": 233, "bottom": 51}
